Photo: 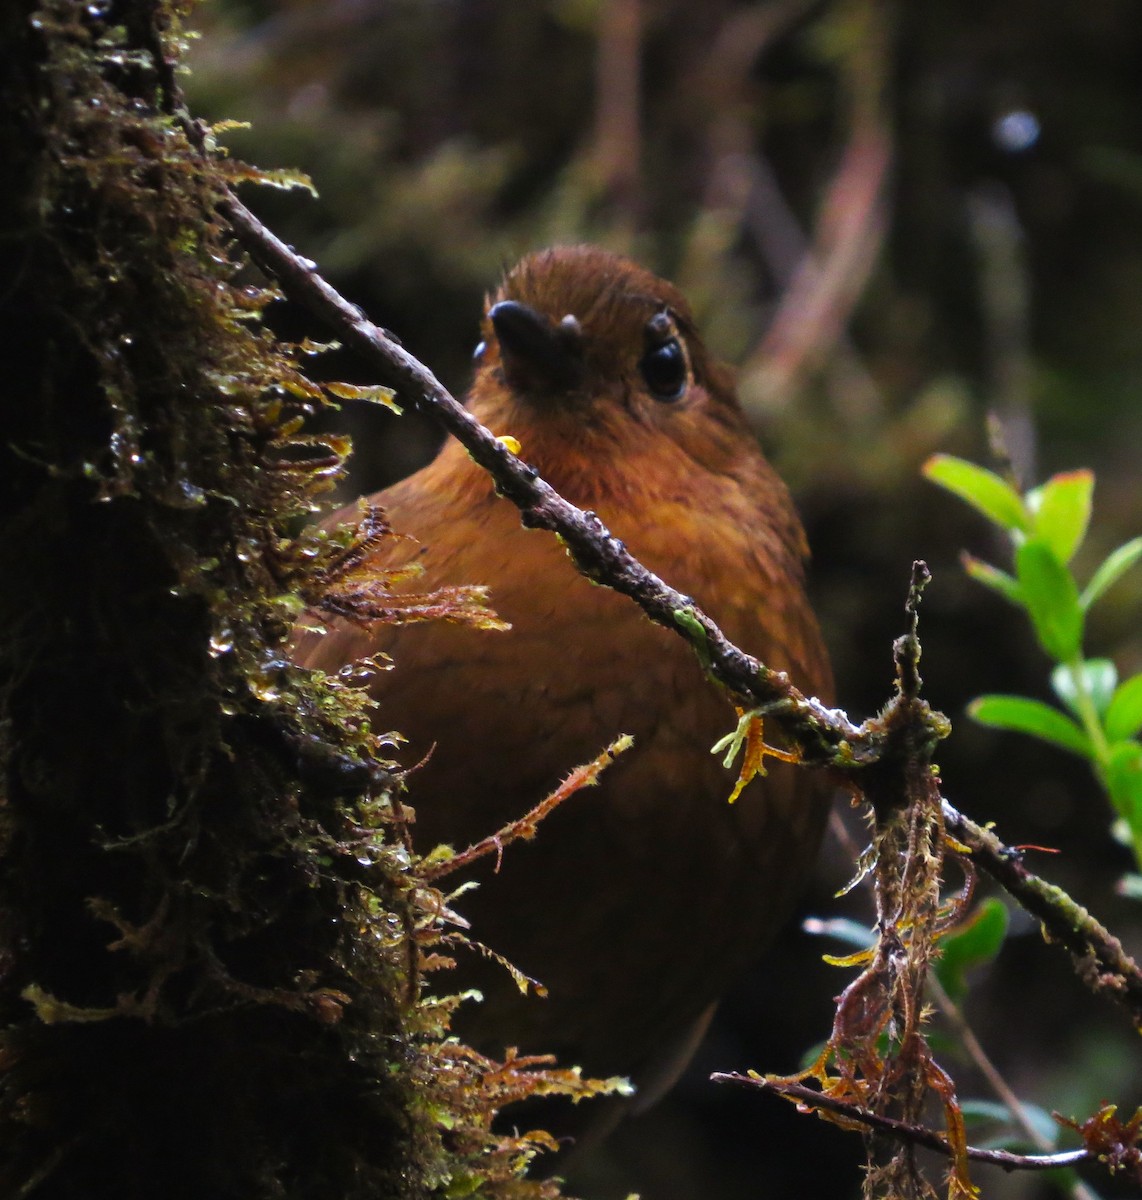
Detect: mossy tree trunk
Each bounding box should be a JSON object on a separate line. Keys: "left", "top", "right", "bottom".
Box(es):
{"left": 0, "top": 2, "right": 444, "bottom": 1196}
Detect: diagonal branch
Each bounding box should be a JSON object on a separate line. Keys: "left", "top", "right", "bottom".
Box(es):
{"left": 219, "top": 190, "right": 856, "bottom": 767}
{"left": 215, "top": 187, "right": 1142, "bottom": 1031}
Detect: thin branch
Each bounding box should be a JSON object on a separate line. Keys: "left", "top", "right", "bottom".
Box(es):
{"left": 942, "top": 798, "right": 1142, "bottom": 1027}
{"left": 894, "top": 560, "right": 930, "bottom": 701}
{"left": 711, "top": 1074, "right": 1090, "bottom": 1175}
{"left": 420, "top": 737, "right": 632, "bottom": 882}
{"left": 218, "top": 189, "right": 857, "bottom": 767}
{"left": 215, "top": 187, "right": 1142, "bottom": 1031}
{"left": 737, "top": 152, "right": 885, "bottom": 421}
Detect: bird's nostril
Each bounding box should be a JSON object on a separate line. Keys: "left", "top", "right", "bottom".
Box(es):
{"left": 490, "top": 300, "right": 583, "bottom": 394}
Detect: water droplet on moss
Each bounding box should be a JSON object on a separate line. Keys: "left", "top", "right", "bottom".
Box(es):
{"left": 174, "top": 480, "right": 206, "bottom": 507}
{"left": 209, "top": 629, "right": 234, "bottom": 656}
{"left": 338, "top": 662, "right": 379, "bottom": 686}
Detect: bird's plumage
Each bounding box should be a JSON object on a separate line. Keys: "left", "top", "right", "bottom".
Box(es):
{"left": 294, "top": 245, "right": 832, "bottom": 1118}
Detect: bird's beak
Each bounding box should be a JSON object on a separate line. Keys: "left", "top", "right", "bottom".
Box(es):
{"left": 489, "top": 300, "right": 584, "bottom": 396}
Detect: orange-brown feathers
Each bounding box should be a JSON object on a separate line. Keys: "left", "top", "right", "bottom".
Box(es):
{"left": 294, "top": 245, "right": 832, "bottom": 1125}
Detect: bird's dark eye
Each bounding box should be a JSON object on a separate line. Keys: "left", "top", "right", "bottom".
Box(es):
{"left": 639, "top": 337, "right": 687, "bottom": 401}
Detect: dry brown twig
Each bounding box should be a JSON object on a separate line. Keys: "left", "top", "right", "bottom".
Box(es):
{"left": 419, "top": 737, "right": 633, "bottom": 883}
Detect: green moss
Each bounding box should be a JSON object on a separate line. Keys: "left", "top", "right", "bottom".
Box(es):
{"left": 0, "top": 3, "right": 581, "bottom": 1196}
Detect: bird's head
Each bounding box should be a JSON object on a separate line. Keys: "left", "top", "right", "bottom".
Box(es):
{"left": 468, "top": 246, "right": 757, "bottom": 495}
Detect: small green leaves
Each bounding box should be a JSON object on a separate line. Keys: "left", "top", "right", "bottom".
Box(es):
{"left": 1052, "top": 659, "right": 1117, "bottom": 718}
{"left": 1014, "top": 539, "right": 1083, "bottom": 661}
{"left": 1106, "top": 674, "right": 1142, "bottom": 742}
{"left": 1025, "top": 469, "right": 1093, "bottom": 563}
{"left": 968, "top": 695, "right": 1092, "bottom": 757}
{"left": 961, "top": 554, "right": 1021, "bottom": 604}
{"left": 934, "top": 898, "right": 1009, "bottom": 1003}
{"left": 923, "top": 456, "right": 1095, "bottom": 559}
{"left": 1104, "top": 742, "right": 1142, "bottom": 825}
{"left": 959, "top": 1098, "right": 1061, "bottom": 1149}
{"left": 927, "top": 450, "right": 1142, "bottom": 878}
{"left": 1080, "top": 536, "right": 1142, "bottom": 610}
{"left": 922, "top": 455, "right": 1030, "bottom": 533}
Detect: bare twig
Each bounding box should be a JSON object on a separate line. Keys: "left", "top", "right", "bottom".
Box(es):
{"left": 687, "top": 0, "right": 885, "bottom": 422}
{"left": 420, "top": 737, "right": 632, "bottom": 882}
{"left": 692, "top": 0, "right": 817, "bottom": 111}
{"left": 711, "top": 1074, "right": 1090, "bottom": 1175}
{"left": 738, "top": 152, "right": 885, "bottom": 421}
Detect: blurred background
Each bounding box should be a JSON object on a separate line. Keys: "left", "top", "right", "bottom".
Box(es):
{"left": 187, "top": 2, "right": 1142, "bottom": 1196}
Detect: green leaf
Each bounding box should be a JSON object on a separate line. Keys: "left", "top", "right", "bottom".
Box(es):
{"left": 959, "top": 1099, "right": 1055, "bottom": 1147}
{"left": 1081, "top": 536, "right": 1142, "bottom": 610}
{"left": 1014, "top": 539, "right": 1084, "bottom": 661}
{"left": 969, "top": 695, "right": 1093, "bottom": 758}
{"left": 1051, "top": 659, "right": 1117, "bottom": 718}
{"left": 959, "top": 1099, "right": 1060, "bottom": 1148}
{"left": 1026, "top": 470, "right": 1093, "bottom": 563}
{"left": 959, "top": 1099, "right": 1014, "bottom": 1128}
{"left": 801, "top": 916, "right": 875, "bottom": 951}
{"left": 798, "top": 1039, "right": 830, "bottom": 1072}
{"left": 1117, "top": 873, "right": 1142, "bottom": 900}
{"left": 922, "top": 454, "right": 1030, "bottom": 534}
{"left": 1106, "top": 673, "right": 1142, "bottom": 742}
{"left": 934, "top": 898, "right": 1009, "bottom": 1002}
{"left": 961, "top": 553, "right": 1022, "bottom": 604}
{"left": 1104, "top": 740, "right": 1142, "bottom": 826}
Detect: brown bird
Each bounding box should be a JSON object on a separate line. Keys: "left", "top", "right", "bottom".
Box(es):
{"left": 294, "top": 245, "right": 832, "bottom": 1128}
